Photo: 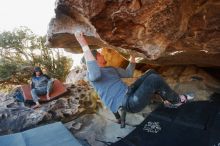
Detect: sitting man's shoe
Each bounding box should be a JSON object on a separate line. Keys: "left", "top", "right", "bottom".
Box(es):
{"left": 31, "top": 104, "right": 41, "bottom": 109}
{"left": 164, "top": 93, "right": 194, "bottom": 108}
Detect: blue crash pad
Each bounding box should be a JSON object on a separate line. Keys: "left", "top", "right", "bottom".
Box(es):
{"left": 0, "top": 122, "right": 82, "bottom": 146}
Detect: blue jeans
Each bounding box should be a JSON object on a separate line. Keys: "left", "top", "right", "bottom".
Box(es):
{"left": 123, "top": 69, "right": 180, "bottom": 113}
{"left": 31, "top": 80, "right": 53, "bottom": 102}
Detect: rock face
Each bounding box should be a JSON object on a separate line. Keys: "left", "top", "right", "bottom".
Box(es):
{"left": 0, "top": 80, "right": 101, "bottom": 135}
{"left": 0, "top": 107, "right": 47, "bottom": 135}
{"left": 1, "top": 65, "right": 220, "bottom": 145}
{"left": 47, "top": 0, "right": 220, "bottom": 66}
{"left": 65, "top": 65, "right": 87, "bottom": 84}
{"left": 64, "top": 65, "right": 220, "bottom": 146}
{"left": 158, "top": 66, "right": 220, "bottom": 101}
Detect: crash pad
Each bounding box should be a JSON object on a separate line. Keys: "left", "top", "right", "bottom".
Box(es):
{"left": 0, "top": 122, "right": 82, "bottom": 146}
{"left": 111, "top": 100, "right": 220, "bottom": 146}
{"left": 21, "top": 80, "right": 67, "bottom": 102}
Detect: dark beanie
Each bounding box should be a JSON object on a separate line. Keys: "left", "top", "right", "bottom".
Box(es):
{"left": 34, "top": 66, "right": 42, "bottom": 72}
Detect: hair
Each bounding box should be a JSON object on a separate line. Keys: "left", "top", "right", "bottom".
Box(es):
{"left": 32, "top": 66, "right": 43, "bottom": 77}
{"left": 81, "top": 50, "right": 99, "bottom": 64}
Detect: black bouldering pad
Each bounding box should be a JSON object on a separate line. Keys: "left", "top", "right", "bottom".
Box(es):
{"left": 209, "top": 108, "right": 220, "bottom": 146}
{"left": 111, "top": 99, "right": 220, "bottom": 146}
{"left": 174, "top": 101, "right": 218, "bottom": 130}
{"left": 150, "top": 105, "right": 179, "bottom": 122}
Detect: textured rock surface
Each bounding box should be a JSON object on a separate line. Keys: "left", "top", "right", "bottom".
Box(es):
{"left": 0, "top": 106, "right": 46, "bottom": 135}
{"left": 64, "top": 65, "right": 220, "bottom": 146}
{"left": 47, "top": 0, "right": 220, "bottom": 66}
{"left": 65, "top": 109, "right": 144, "bottom": 146}
{"left": 159, "top": 66, "right": 220, "bottom": 101}
{"left": 1, "top": 65, "right": 220, "bottom": 145}
{"left": 65, "top": 65, "right": 87, "bottom": 84}
{"left": 0, "top": 80, "right": 101, "bottom": 135}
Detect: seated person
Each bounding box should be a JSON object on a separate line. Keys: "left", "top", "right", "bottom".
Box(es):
{"left": 31, "top": 67, "right": 53, "bottom": 108}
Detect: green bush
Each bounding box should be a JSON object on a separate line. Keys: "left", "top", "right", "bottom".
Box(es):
{"left": 0, "top": 27, "right": 72, "bottom": 88}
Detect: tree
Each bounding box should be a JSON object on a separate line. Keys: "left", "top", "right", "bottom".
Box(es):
{"left": 0, "top": 27, "right": 72, "bottom": 87}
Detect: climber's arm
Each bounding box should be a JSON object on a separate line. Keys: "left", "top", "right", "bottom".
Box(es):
{"left": 74, "top": 32, "right": 101, "bottom": 81}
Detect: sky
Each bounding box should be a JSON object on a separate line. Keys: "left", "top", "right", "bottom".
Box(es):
{"left": 0, "top": 0, "right": 55, "bottom": 35}
{"left": 0, "top": 0, "right": 82, "bottom": 66}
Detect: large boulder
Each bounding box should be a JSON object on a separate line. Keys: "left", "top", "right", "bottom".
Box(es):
{"left": 65, "top": 65, "right": 87, "bottom": 84}
{"left": 0, "top": 80, "right": 101, "bottom": 135}
{"left": 47, "top": 0, "right": 220, "bottom": 66}
{"left": 0, "top": 106, "right": 46, "bottom": 135}
{"left": 64, "top": 65, "right": 220, "bottom": 146}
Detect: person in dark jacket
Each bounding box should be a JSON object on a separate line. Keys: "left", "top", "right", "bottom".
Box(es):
{"left": 31, "top": 67, "right": 53, "bottom": 108}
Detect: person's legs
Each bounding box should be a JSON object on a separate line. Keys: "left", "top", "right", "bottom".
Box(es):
{"left": 128, "top": 69, "right": 157, "bottom": 94}
{"left": 113, "top": 111, "right": 121, "bottom": 123}
{"left": 124, "top": 73, "right": 180, "bottom": 113}
{"left": 113, "top": 108, "right": 127, "bottom": 128}
{"left": 31, "top": 87, "right": 47, "bottom": 108}
{"left": 31, "top": 88, "right": 40, "bottom": 103}
{"left": 46, "top": 80, "right": 53, "bottom": 100}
